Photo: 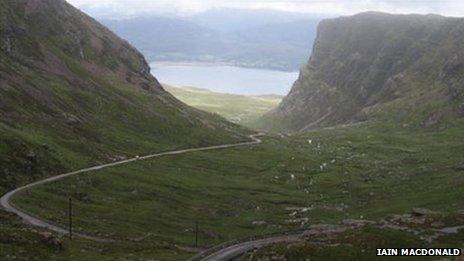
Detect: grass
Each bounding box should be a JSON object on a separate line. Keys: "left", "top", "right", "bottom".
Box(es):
{"left": 4, "top": 2, "right": 463, "bottom": 260}
{"left": 246, "top": 226, "right": 432, "bottom": 260}
{"left": 7, "top": 121, "right": 464, "bottom": 259}
{"left": 1, "top": 4, "right": 251, "bottom": 258}
{"left": 0, "top": 74, "right": 248, "bottom": 192}
{"left": 0, "top": 0, "right": 250, "bottom": 195}
{"left": 164, "top": 85, "right": 282, "bottom": 127}
{"left": 0, "top": 40, "right": 249, "bottom": 194}
{"left": 247, "top": 215, "right": 464, "bottom": 260}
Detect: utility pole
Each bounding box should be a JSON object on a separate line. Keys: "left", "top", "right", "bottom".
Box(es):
{"left": 69, "top": 197, "right": 72, "bottom": 240}
{"left": 195, "top": 221, "right": 198, "bottom": 247}
{"left": 342, "top": 159, "right": 346, "bottom": 175}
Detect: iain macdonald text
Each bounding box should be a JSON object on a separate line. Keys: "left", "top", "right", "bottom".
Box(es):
{"left": 377, "top": 248, "right": 461, "bottom": 256}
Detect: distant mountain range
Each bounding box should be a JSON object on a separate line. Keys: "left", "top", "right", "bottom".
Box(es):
{"left": 188, "top": 8, "right": 326, "bottom": 32}
{"left": 97, "top": 9, "right": 326, "bottom": 71}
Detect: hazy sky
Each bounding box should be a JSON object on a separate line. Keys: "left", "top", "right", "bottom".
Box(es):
{"left": 67, "top": 0, "right": 464, "bottom": 17}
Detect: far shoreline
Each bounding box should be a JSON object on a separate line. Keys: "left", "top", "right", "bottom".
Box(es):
{"left": 149, "top": 60, "right": 300, "bottom": 73}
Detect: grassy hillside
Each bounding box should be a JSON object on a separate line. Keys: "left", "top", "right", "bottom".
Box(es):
{"left": 0, "top": 0, "right": 248, "bottom": 258}
{"left": 164, "top": 85, "right": 282, "bottom": 127}
{"left": 0, "top": 0, "right": 248, "bottom": 194}
{"left": 8, "top": 121, "right": 464, "bottom": 259}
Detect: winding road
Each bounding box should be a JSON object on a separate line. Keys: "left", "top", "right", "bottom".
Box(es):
{"left": 0, "top": 134, "right": 263, "bottom": 242}
{"left": 194, "top": 234, "right": 303, "bottom": 261}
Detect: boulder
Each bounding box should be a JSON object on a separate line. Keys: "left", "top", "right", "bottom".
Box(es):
{"left": 455, "top": 164, "right": 464, "bottom": 171}
{"left": 252, "top": 221, "right": 267, "bottom": 226}
{"left": 421, "top": 112, "right": 442, "bottom": 128}
{"left": 456, "top": 210, "right": 464, "bottom": 221}
{"left": 303, "top": 224, "right": 347, "bottom": 238}
{"left": 38, "top": 231, "right": 62, "bottom": 249}
{"left": 411, "top": 208, "right": 438, "bottom": 217}
{"left": 63, "top": 113, "right": 81, "bottom": 125}
{"left": 342, "top": 219, "right": 375, "bottom": 228}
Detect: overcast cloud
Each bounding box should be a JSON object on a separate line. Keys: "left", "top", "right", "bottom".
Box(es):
{"left": 66, "top": 0, "right": 464, "bottom": 17}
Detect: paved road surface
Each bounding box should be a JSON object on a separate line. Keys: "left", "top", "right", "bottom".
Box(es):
{"left": 198, "top": 234, "right": 302, "bottom": 261}
{"left": 0, "top": 134, "right": 262, "bottom": 241}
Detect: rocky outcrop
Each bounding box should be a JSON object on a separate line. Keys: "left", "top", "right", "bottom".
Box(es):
{"left": 259, "top": 12, "right": 464, "bottom": 132}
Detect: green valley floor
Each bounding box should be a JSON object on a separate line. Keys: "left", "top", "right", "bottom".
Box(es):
{"left": 2, "top": 120, "right": 464, "bottom": 260}
{"left": 164, "top": 85, "right": 282, "bottom": 127}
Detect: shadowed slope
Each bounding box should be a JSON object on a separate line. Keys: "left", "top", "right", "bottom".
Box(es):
{"left": 258, "top": 12, "right": 464, "bottom": 132}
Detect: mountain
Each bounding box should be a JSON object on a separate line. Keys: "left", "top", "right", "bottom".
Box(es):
{"left": 189, "top": 8, "right": 325, "bottom": 32}
{"left": 102, "top": 17, "right": 225, "bottom": 62}
{"left": 99, "top": 10, "right": 325, "bottom": 71}
{"left": 0, "top": 0, "right": 246, "bottom": 191}
{"left": 231, "top": 19, "right": 319, "bottom": 70}
{"left": 257, "top": 12, "right": 464, "bottom": 132}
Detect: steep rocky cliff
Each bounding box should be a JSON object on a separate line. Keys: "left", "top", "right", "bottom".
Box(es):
{"left": 258, "top": 12, "right": 464, "bottom": 132}
{"left": 0, "top": 0, "right": 246, "bottom": 190}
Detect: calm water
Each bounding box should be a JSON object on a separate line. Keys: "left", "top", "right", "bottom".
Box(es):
{"left": 150, "top": 62, "right": 299, "bottom": 95}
